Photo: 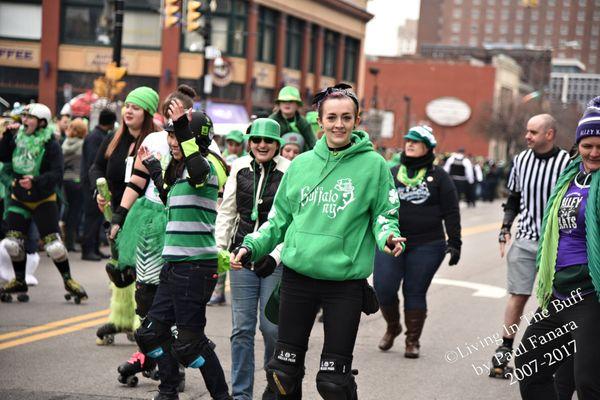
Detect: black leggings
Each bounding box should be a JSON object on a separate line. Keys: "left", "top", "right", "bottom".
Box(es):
{"left": 277, "top": 266, "right": 363, "bottom": 366}
{"left": 515, "top": 294, "right": 600, "bottom": 400}
{"left": 7, "top": 199, "right": 60, "bottom": 238}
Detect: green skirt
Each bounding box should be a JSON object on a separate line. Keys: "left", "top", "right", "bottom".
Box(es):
{"left": 117, "top": 197, "right": 167, "bottom": 269}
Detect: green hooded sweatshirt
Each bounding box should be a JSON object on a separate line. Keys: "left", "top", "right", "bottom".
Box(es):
{"left": 243, "top": 131, "right": 401, "bottom": 281}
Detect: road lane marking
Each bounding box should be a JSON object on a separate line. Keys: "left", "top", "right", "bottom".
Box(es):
{"left": 462, "top": 222, "right": 500, "bottom": 237}
{"left": 431, "top": 278, "right": 507, "bottom": 298}
{"left": 0, "top": 309, "right": 109, "bottom": 342}
{"left": 0, "top": 316, "right": 108, "bottom": 351}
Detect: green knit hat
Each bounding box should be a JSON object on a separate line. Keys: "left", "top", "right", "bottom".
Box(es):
{"left": 125, "top": 86, "right": 159, "bottom": 115}
{"left": 248, "top": 118, "right": 284, "bottom": 146}
{"left": 276, "top": 86, "right": 303, "bottom": 105}
{"left": 404, "top": 125, "right": 437, "bottom": 149}
{"left": 225, "top": 130, "right": 244, "bottom": 144}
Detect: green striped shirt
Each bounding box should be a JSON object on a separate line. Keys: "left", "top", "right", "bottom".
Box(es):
{"left": 162, "top": 163, "right": 219, "bottom": 262}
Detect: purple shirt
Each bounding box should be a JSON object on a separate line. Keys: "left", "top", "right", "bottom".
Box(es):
{"left": 555, "top": 175, "right": 589, "bottom": 269}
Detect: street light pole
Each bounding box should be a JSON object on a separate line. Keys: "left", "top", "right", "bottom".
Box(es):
{"left": 403, "top": 95, "right": 411, "bottom": 134}
{"left": 112, "top": 0, "right": 124, "bottom": 66}
{"left": 200, "top": 3, "right": 213, "bottom": 110}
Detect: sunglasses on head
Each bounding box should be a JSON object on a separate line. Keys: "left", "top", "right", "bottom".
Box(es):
{"left": 250, "top": 137, "right": 276, "bottom": 144}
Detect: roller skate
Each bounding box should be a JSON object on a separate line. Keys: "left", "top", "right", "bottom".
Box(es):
{"left": 95, "top": 322, "right": 135, "bottom": 345}
{"left": 117, "top": 351, "right": 159, "bottom": 387}
{"left": 63, "top": 278, "right": 88, "bottom": 304}
{"left": 489, "top": 345, "right": 514, "bottom": 379}
{"left": 0, "top": 278, "right": 29, "bottom": 303}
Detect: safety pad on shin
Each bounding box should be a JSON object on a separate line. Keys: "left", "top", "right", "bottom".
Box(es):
{"left": 2, "top": 232, "right": 25, "bottom": 261}
{"left": 316, "top": 354, "right": 357, "bottom": 400}
{"left": 42, "top": 233, "right": 68, "bottom": 262}
{"left": 171, "top": 329, "right": 216, "bottom": 368}
{"left": 266, "top": 343, "right": 306, "bottom": 396}
{"left": 105, "top": 262, "right": 136, "bottom": 288}
{"left": 134, "top": 317, "right": 172, "bottom": 359}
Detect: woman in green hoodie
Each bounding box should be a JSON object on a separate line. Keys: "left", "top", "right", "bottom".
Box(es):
{"left": 232, "top": 84, "right": 405, "bottom": 400}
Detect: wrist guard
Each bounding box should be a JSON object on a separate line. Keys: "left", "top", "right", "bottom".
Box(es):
{"left": 111, "top": 206, "right": 129, "bottom": 226}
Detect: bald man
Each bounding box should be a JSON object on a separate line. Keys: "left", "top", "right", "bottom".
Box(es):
{"left": 490, "top": 114, "right": 571, "bottom": 378}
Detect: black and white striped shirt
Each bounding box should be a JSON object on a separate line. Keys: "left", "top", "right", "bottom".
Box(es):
{"left": 507, "top": 148, "right": 570, "bottom": 240}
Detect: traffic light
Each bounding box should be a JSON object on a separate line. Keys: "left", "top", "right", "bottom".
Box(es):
{"left": 93, "top": 62, "right": 127, "bottom": 99}
{"left": 187, "top": 0, "right": 202, "bottom": 32}
{"left": 164, "top": 0, "right": 180, "bottom": 28}
{"left": 105, "top": 62, "right": 127, "bottom": 82}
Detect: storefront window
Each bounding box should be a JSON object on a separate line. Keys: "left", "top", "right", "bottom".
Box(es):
{"left": 257, "top": 7, "right": 277, "bottom": 63}
{"left": 285, "top": 16, "right": 303, "bottom": 70}
{"left": 310, "top": 25, "right": 319, "bottom": 73}
{"left": 322, "top": 30, "right": 338, "bottom": 77}
{"left": 183, "top": 0, "right": 246, "bottom": 57}
{"left": 0, "top": 2, "right": 42, "bottom": 40}
{"left": 62, "top": 0, "right": 162, "bottom": 48}
{"left": 343, "top": 37, "right": 359, "bottom": 82}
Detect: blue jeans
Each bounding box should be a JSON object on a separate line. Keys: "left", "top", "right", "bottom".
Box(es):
{"left": 230, "top": 265, "right": 281, "bottom": 399}
{"left": 373, "top": 240, "right": 446, "bottom": 310}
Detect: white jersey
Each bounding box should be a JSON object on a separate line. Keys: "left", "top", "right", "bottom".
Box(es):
{"left": 140, "top": 131, "right": 171, "bottom": 204}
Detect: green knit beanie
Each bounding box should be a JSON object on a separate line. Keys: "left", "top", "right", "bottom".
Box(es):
{"left": 125, "top": 86, "right": 159, "bottom": 115}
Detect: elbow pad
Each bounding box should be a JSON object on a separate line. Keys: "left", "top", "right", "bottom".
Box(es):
{"left": 185, "top": 152, "right": 211, "bottom": 187}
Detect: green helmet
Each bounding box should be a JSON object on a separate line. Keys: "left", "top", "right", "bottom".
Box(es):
{"left": 248, "top": 118, "right": 284, "bottom": 146}
{"left": 276, "top": 86, "right": 303, "bottom": 105}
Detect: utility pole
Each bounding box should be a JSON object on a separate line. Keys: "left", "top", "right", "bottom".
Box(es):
{"left": 112, "top": 0, "right": 124, "bottom": 66}
{"left": 201, "top": 4, "right": 213, "bottom": 110}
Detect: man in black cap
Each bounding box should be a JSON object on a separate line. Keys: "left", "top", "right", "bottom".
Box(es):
{"left": 80, "top": 109, "right": 116, "bottom": 261}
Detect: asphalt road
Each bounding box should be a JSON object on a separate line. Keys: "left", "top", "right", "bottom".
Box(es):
{"left": 0, "top": 200, "right": 536, "bottom": 399}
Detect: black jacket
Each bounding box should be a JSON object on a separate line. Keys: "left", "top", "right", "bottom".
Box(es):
{"left": 81, "top": 125, "right": 110, "bottom": 189}
{"left": 88, "top": 132, "right": 136, "bottom": 209}
{"left": 268, "top": 111, "right": 315, "bottom": 151}
{"left": 390, "top": 164, "right": 462, "bottom": 249}
{"left": 0, "top": 128, "right": 63, "bottom": 203}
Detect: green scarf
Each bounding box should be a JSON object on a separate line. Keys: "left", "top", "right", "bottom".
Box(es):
{"left": 12, "top": 126, "right": 54, "bottom": 176}
{"left": 536, "top": 156, "right": 600, "bottom": 309}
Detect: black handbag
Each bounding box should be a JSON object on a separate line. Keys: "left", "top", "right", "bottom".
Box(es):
{"left": 362, "top": 280, "right": 380, "bottom": 315}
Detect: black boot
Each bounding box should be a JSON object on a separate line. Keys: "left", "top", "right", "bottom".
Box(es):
{"left": 378, "top": 301, "right": 401, "bottom": 351}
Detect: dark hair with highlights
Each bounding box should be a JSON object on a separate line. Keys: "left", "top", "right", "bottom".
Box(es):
{"left": 312, "top": 83, "right": 360, "bottom": 117}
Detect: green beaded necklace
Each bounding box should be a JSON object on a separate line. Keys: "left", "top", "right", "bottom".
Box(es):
{"left": 397, "top": 165, "right": 426, "bottom": 188}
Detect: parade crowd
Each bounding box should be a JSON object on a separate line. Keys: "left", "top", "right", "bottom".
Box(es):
{"left": 0, "top": 82, "right": 598, "bottom": 400}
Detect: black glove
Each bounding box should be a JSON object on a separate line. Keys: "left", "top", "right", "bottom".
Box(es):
{"left": 232, "top": 245, "right": 253, "bottom": 269}
{"left": 446, "top": 246, "right": 461, "bottom": 266}
{"left": 252, "top": 255, "right": 277, "bottom": 278}
{"left": 111, "top": 206, "right": 129, "bottom": 226}
{"left": 498, "top": 224, "right": 511, "bottom": 244}
{"left": 142, "top": 154, "right": 162, "bottom": 176}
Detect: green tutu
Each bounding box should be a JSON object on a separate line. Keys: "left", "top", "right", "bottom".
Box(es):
{"left": 117, "top": 197, "right": 167, "bottom": 269}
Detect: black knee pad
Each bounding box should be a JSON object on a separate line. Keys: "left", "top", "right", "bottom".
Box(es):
{"left": 135, "top": 282, "right": 158, "bottom": 318}
{"left": 134, "top": 317, "right": 172, "bottom": 359}
{"left": 105, "top": 262, "right": 136, "bottom": 288}
{"left": 316, "top": 354, "right": 357, "bottom": 400}
{"left": 266, "top": 343, "right": 306, "bottom": 396}
{"left": 171, "top": 329, "right": 216, "bottom": 368}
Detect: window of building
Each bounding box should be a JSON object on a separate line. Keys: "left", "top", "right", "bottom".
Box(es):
{"left": 310, "top": 25, "right": 319, "bottom": 73}
{"left": 487, "top": 0, "right": 494, "bottom": 5}
{"left": 485, "top": 24, "right": 493, "bottom": 34}
{"left": 256, "top": 6, "right": 277, "bottom": 63}
{"left": 578, "top": 0, "right": 586, "bottom": 6}
{"left": 576, "top": 26, "right": 584, "bottom": 36}
{"left": 563, "top": 0, "right": 570, "bottom": 6}
{"left": 453, "top": 8, "right": 462, "bottom": 18}
{"left": 471, "top": 9, "right": 480, "bottom": 19}
{"left": 322, "top": 30, "right": 338, "bottom": 77}
{"left": 285, "top": 16, "right": 303, "bottom": 69}
{"left": 516, "top": 9, "right": 524, "bottom": 20}
{"left": 501, "top": 10, "right": 509, "bottom": 20}
{"left": 62, "top": 0, "right": 162, "bottom": 48}
{"left": 0, "top": 2, "right": 42, "bottom": 40}
{"left": 454, "top": 0, "right": 462, "bottom": 4}
{"left": 469, "top": 37, "right": 478, "bottom": 46}
{"left": 183, "top": 0, "right": 247, "bottom": 57}
{"left": 451, "top": 22, "right": 461, "bottom": 33}
{"left": 562, "top": 10, "right": 570, "bottom": 21}
{"left": 595, "top": 11, "right": 600, "bottom": 21}
{"left": 450, "top": 35, "right": 460, "bottom": 44}
{"left": 530, "top": 25, "right": 537, "bottom": 35}
{"left": 547, "top": 10, "right": 554, "bottom": 20}
{"left": 500, "top": 24, "right": 508, "bottom": 34}
{"left": 545, "top": 26, "right": 553, "bottom": 35}
{"left": 531, "top": 10, "right": 539, "bottom": 20}
{"left": 578, "top": 11, "right": 585, "bottom": 21}
{"left": 471, "top": 24, "right": 479, "bottom": 33}
{"left": 560, "top": 25, "right": 568, "bottom": 36}
{"left": 515, "top": 24, "right": 523, "bottom": 34}
{"left": 343, "top": 37, "right": 359, "bottom": 82}
{"left": 592, "top": 26, "right": 600, "bottom": 36}
{"left": 472, "top": 0, "right": 480, "bottom": 4}
{"left": 502, "top": 0, "right": 510, "bottom": 5}
{"left": 486, "top": 9, "right": 495, "bottom": 19}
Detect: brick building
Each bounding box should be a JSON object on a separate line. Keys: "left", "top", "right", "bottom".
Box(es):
{"left": 417, "top": 0, "right": 600, "bottom": 73}
{"left": 0, "top": 0, "right": 372, "bottom": 114}
{"left": 363, "top": 57, "right": 496, "bottom": 157}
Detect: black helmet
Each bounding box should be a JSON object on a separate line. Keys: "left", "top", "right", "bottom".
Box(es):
{"left": 189, "top": 111, "right": 214, "bottom": 152}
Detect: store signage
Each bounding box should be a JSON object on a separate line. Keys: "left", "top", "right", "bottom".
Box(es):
{"left": 0, "top": 41, "right": 40, "bottom": 68}
{"left": 425, "top": 97, "right": 471, "bottom": 127}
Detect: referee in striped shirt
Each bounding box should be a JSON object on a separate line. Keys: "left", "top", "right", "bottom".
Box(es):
{"left": 490, "top": 114, "right": 571, "bottom": 374}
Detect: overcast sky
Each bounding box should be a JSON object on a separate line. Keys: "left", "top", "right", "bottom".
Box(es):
{"left": 365, "top": 0, "right": 421, "bottom": 56}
